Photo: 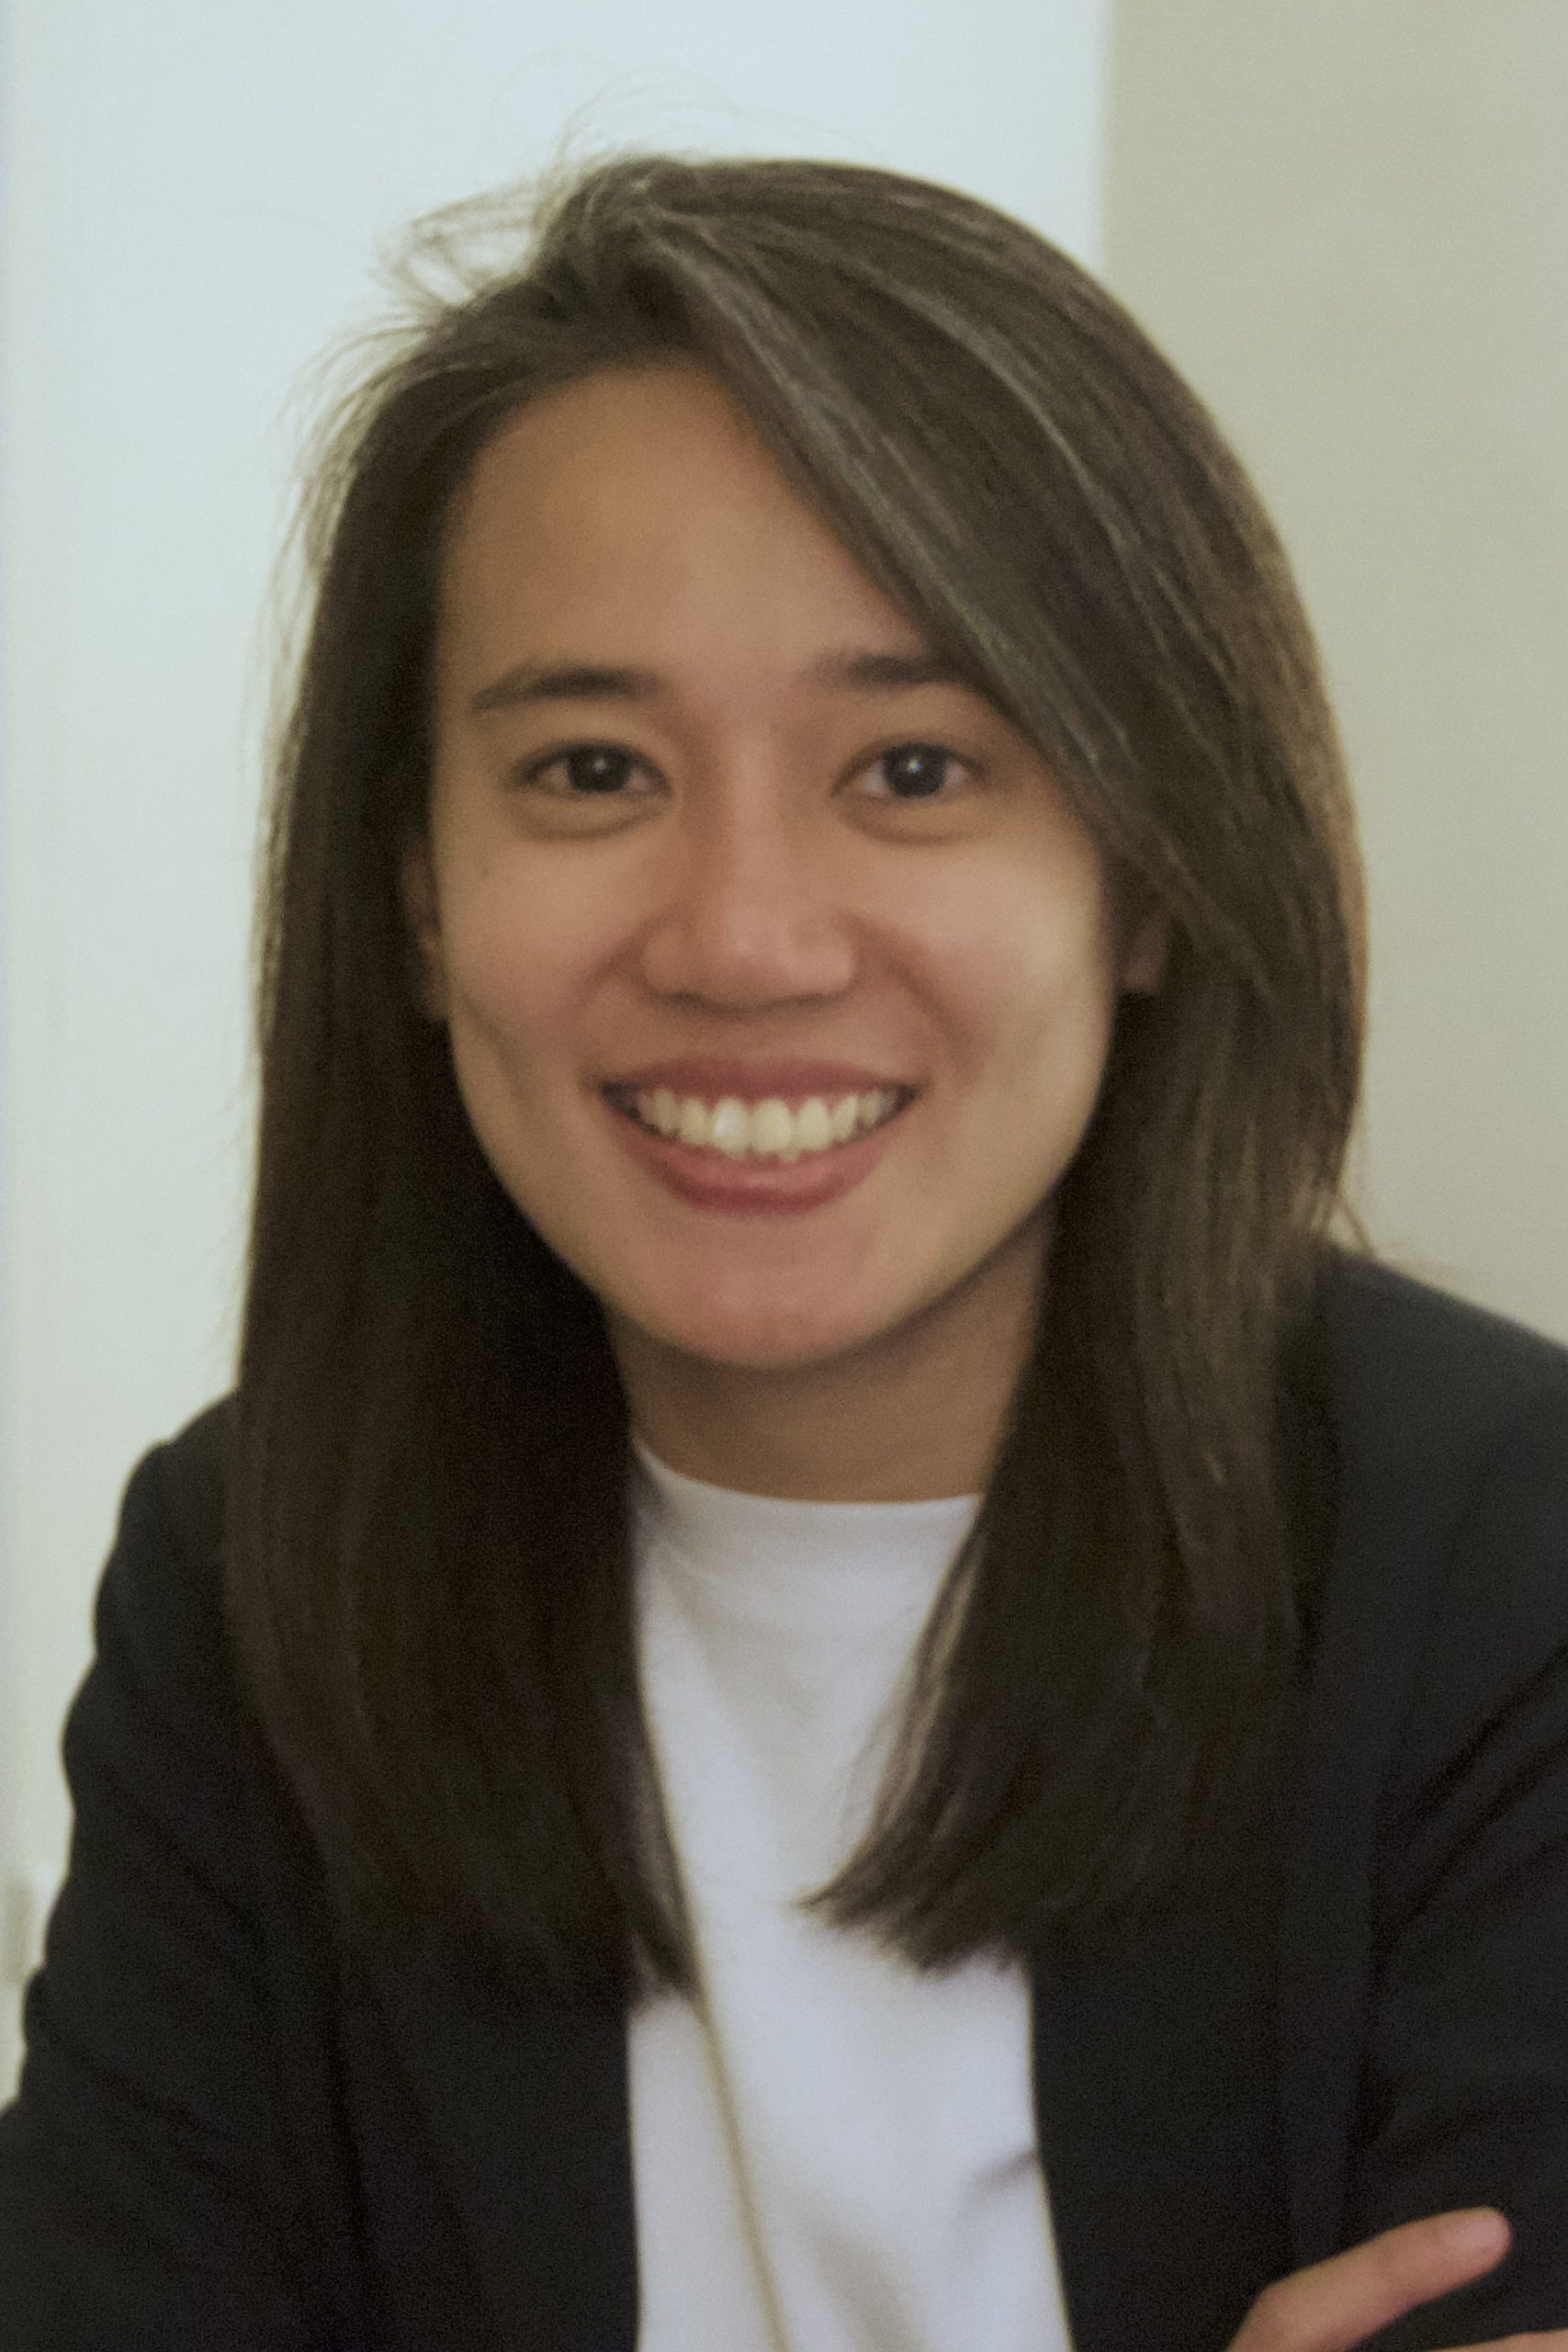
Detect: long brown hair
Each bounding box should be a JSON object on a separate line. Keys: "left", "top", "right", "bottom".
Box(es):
{"left": 229, "top": 151, "right": 1364, "bottom": 1996}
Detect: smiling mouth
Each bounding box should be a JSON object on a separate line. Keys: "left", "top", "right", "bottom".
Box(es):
{"left": 604, "top": 1083, "right": 914, "bottom": 1164}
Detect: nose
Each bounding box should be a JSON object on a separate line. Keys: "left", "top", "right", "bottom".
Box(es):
{"left": 637, "top": 792, "right": 859, "bottom": 1009}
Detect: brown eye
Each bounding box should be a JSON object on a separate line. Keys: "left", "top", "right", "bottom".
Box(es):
{"left": 867, "top": 743, "right": 964, "bottom": 801}
{"left": 526, "top": 745, "right": 641, "bottom": 797}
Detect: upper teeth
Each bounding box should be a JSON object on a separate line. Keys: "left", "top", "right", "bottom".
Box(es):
{"left": 634, "top": 1088, "right": 901, "bottom": 1160}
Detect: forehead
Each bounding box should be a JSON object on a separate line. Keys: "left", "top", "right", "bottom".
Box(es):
{"left": 434, "top": 363, "right": 928, "bottom": 694}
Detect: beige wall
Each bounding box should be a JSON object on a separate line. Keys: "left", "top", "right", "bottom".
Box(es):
{"left": 1106, "top": 0, "right": 1568, "bottom": 1341}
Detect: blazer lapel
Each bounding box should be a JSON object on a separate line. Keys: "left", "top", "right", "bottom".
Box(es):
{"left": 366, "top": 1930, "right": 638, "bottom": 2352}
{"left": 359, "top": 1836, "right": 1295, "bottom": 2352}
{"left": 1030, "top": 1851, "right": 1292, "bottom": 2352}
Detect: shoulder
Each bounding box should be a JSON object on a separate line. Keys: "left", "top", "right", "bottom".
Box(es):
{"left": 136, "top": 1392, "right": 235, "bottom": 1560}
{"left": 76, "top": 1396, "right": 246, "bottom": 1775}
{"left": 1319, "top": 1247, "right": 1568, "bottom": 1463}
{"left": 54, "top": 1396, "right": 340, "bottom": 2052}
{"left": 1312, "top": 1250, "right": 1568, "bottom": 1790}
{"left": 110, "top": 1393, "right": 234, "bottom": 1562}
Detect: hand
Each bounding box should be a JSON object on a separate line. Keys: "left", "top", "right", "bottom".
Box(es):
{"left": 1226, "top": 2209, "right": 1568, "bottom": 2352}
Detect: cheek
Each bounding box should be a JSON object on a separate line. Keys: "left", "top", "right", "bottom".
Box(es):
{"left": 437, "top": 904, "right": 577, "bottom": 1213}
{"left": 438, "top": 862, "right": 598, "bottom": 1047}
{"left": 931, "top": 873, "right": 1123, "bottom": 1077}
{"left": 433, "top": 918, "right": 582, "bottom": 1178}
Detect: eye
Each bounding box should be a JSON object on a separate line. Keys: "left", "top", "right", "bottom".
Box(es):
{"left": 858, "top": 742, "right": 971, "bottom": 803}
{"left": 513, "top": 738, "right": 974, "bottom": 807}
{"left": 516, "top": 743, "right": 653, "bottom": 797}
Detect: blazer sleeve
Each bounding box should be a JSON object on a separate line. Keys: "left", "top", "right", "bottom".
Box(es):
{"left": 1348, "top": 1366, "right": 1568, "bottom": 2350}
{"left": 0, "top": 1429, "right": 322, "bottom": 2350}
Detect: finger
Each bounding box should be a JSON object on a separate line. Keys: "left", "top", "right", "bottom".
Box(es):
{"left": 1231, "top": 2210, "right": 1512, "bottom": 2352}
{"left": 1432, "top": 2339, "right": 1568, "bottom": 2352}
{"left": 1431, "top": 2339, "right": 1568, "bottom": 2352}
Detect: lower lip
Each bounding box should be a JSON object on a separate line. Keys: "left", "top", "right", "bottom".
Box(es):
{"left": 602, "top": 1095, "right": 910, "bottom": 1216}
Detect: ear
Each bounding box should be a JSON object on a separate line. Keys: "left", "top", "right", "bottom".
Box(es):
{"left": 400, "top": 838, "right": 449, "bottom": 1022}
{"left": 1121, "top": 908, "right": 1170, "bottom": 996}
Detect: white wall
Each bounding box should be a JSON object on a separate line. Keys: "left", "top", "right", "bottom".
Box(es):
{"left": 0, "top": 0, "right": 1110, "bottom": 2092}
{"left": 1106, "top": 0, "right": 1568, "bottom": 1343}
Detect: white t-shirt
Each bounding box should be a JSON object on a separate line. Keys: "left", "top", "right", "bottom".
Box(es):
{"left": 627, "top": 1437, "right": 1072, "bottom": 2352}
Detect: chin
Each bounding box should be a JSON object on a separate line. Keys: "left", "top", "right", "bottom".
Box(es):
{"left": 628, "top": 1288, "right": 893, "bottom": 1377}
{"left": 675, "top": 1321, "right": 869, "bottom": 1376}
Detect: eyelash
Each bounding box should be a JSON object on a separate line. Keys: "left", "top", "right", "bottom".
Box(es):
{"left": 513, "top": 740, "right": 976, "bottom": 807}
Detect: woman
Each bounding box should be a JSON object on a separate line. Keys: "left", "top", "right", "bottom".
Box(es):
{"left": 2, "top": 152, "right": 1565, "bottom": 2352}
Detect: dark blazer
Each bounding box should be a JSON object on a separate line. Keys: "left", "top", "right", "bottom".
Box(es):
{"left": 3, "top": 1253, "right": 1568, "bottom": 2352}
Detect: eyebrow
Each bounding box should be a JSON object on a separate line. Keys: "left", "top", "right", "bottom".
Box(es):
{"left": 468, "top": 648, "right": 974, "bottom": 717}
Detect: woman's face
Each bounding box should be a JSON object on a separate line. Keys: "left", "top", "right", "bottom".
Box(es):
{"left": 409, "top": 362, "right": 1163, "bottom": 1434}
